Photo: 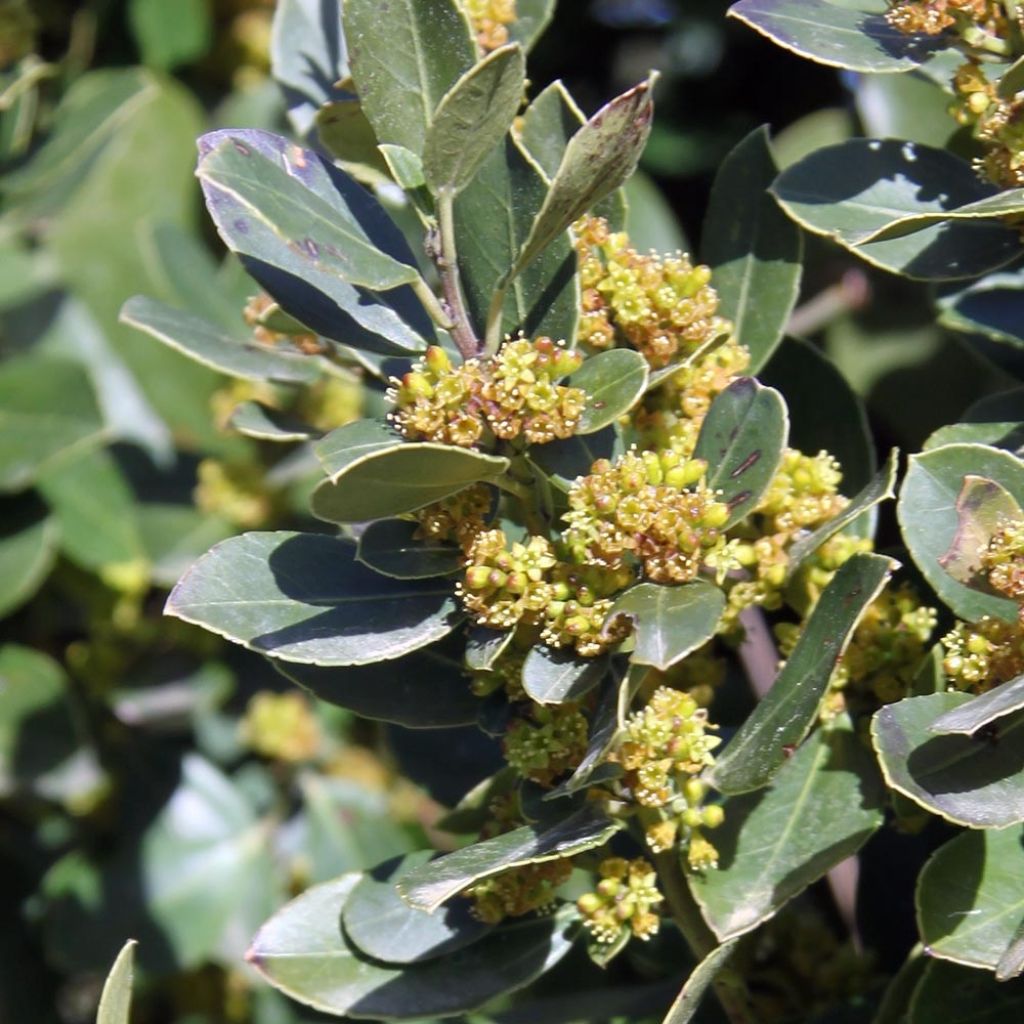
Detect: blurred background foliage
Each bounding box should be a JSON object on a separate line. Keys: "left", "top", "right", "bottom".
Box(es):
{"left": 1, "top": 0, "right": 1021, "bottom": 1022}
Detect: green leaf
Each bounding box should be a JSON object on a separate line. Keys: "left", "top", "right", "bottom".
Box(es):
{"left": 248, "top": 873, "right": 577, "bottom": 1019}
{"left": 96, "top": 940, "right": 136, "bottom": 1024}
{"left": 343, "top": 0, "right": 476, "bottom": 156}
{"left": 423, "top": 45, "right": 527, "bottom": 196}
{"left": 342, "top": 852, "right": 493, "bottom": 964}
{"left": 167, "top": 532, "right": 461, "bottom": 666}
{"left": 454, "top": 136, "right": 580, "bottom": 344}
{"left": 466, "top": 626, "right": 516, "bottom": 671}
{"left": 120, "top": 296, "right": 320, "bottom": 384}
{"left": 925, "top": 388, "right": 1024, "bottom": 453}
{"left": 136, "top": 504, "right": 233, "bottom": 589}
{"left": 660, "top": 940, "right": 739, "bottom": 1024}
{"left": 507, "top": 0, "right": 557, "bottom": 50}
{"left": 772, "top": 140, "right": 1021, "bottom": 280}
{"left": 0, "top": 356, "right": 107, "bottom": 493}
{"left": 513, "top": 77, "right": 655, "bottom": 277}
{"left": 545, "top": 678, "right": 624, "bottom": 800}
{"left": 624, "top": 170, "right": 686, "bottom": 253}
{"left": 898, "top": 444, "right": 1024, "bottom": 623}
{"left": 279, "top": 645, "right": 479, "bottom": 728}
{"left": 228, "top": 402, "right": 315, "bottom": 442}
{"left": 316, "top": 99, "right": 391, "bottom": 187}
{"left": 712, "top": 552, "right": 895, "bottom": 794}
{"left": 570, "top": 349, "right": 649, "bottom": 434}
{"left": 399, "top": 804, "right": 620, "bottom": 912}
{"left": 691, "top": 723, "right": 884, "bottom": 940}
{"left": 870, "top": 189, "right": 1024, "bottom": 243}
{"left": 356, "top": 519, "right": 463, "bottom": 579}
{"left": 908, "top": 960, "right": 1024, "bottom": 1023}
{"left": 998, "top": 921, "right": 1024, "bottom": 983}
{"left": 930, "top": 676, "right": 1024, "bottom": 736}
{"left": 701, "top": 126, "right": 802, "bottom": 373}
{"left": 917, "top": 826, "right": 1024, "bottom": 973}
{"left": 938, "top": 272, "right": 1024, "bottom": 350}
{"left": 693, "top": 377, "right": 788, "bottom": 528}
{"left": 785, "top": 448, "right": 898, "bottom": 580}
{"left": 522, "top": 647, "right": 609, "bottom": 704}
{"left": 129, "top": 0, "right": 211, "bottom": 70}
{"left": 872, "top": 692, "right": 1024, "bottom": 828}
{"left": 0, "top": 512, "right": 58, "bottom": 618}
{"left": 728, "top": 0, "right": 948, "bottom": 73}
{"left": 607, "top": 582, "right": 725, "bottom": 673}
{"left": 314, "top": 418, "right": 405, "bottom": 476}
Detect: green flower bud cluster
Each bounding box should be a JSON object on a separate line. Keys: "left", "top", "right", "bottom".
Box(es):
{"left": 470, "top": 858, "right": 573, "bottom": 924}
{"left": 574, "top": 216, "right": 733, "bottom": 369}
{"left": 390, "top": 338, "right": 584, "bottom": 448}
{"left": 503, "top": 703, "right": 589, "bottom": 786}
{"left": 756, "top": 449, "right": 846, "bottom": 536}
{"left": 412, "top": 483, "right": 492, "bottom": 553}
{"left": 981, "top": 515, "right": 1024, "bottom": 608}
{"left": 563, "top": 450, "right": 730, "bottom": 584}
{"left": 577, "top": 857, "right": 664, "bottom": 944}
{"left": 942, "top": 614, "right": 1024, "bottom": 691}
{"left": 464, "top": 0, "right": 517, "bottom": 51}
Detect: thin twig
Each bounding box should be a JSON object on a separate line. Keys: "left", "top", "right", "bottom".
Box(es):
{"left": 434, "top": 190, "right": 482, "bottom": 359}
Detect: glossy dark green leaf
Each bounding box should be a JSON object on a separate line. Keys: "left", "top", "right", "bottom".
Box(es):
{"left": 692, "top": 724, "right": 884, "bottom": 940}
{"left": 249, "top": 873, "right": 577, "bottom": 1019}
{"left": 513, "top": 77, "right": 655, "bottom": 277}
{"left": 343, "top": 0, "right": 476, "bottom": 156}
{"left": 0, "top": 514, "right": 58, "bottom": 618}
{"left": 925, "top": 388, "right": 1024, "bottom": 453}
{"left": 773, "top": 141, "right": 1020, "bottom": 280}
{"left": 0, "top": 356, "right": 106, "bottom": 492}
{"left": 343, "top": 852, "right": 493, "bottom": 964}
{"left": 693, "top": 377, "right": 788, "bottom": 527}
{"left": 399, "top": 803, "right": 620, "bottom": 911}
{"left": 661, "top": 939, "right": 739, "bottom": 1024}
{"left": 873, "top": 692, "right": 1024, "bottom": 828}
{"left": 712, "top": 552, "right": 895, "bottom": 794}
{"left": 701, "top": 126, "right": 802, "bottom": 373}
{"left": 870, "top": 189, "right": 1024, "bottom": 242}
{"left": 898, "top": 444, "right": 1024, "bottom": 623}
{"left": 545, "top": 677, "right": 623, "bottom": 800}
{"left": 570, "top": 349, "right": 649, "bottom": 434}
{"left": 97, "top": 940, "right": 136, "bottom": 1024}
{"left": 522, "top": 647, "right": 609, "bottom": 704}
{"left": 608, "top": 582, "right": 725, "bottom": 673}
{"left": 356, "top": 519, "right": 462, "bottom": 579}
{"left": 423, "top": 45, "right": 526, "bottom": 196}
{"left": 938, "top": 271, "right": 1024, "bottom": 350}
{"left": 908, "top": 960, "right": 1024, "bottom": 1023}
{"left": 728, "top": 0, "right": 946, "bottom": 73}
{"left": 167, "top": 531, "right": 461, "bottom": 666}
{"left": 917, "top": 826, "right": 1024, "bottom": 973}
{"left": 314, "top": 418, "right": 405, "bottom": 476}
{"left": 930, "top": 675, "right": 1024, "bottom": 736}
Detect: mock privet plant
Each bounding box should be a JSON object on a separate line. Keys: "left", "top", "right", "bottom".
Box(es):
{"left": 106, "top": 0, "right": 1024, "bottom": 1021}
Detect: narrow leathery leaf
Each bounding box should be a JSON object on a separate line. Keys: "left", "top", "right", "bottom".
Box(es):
{"left": 569, "top": 349, "right": 649, "bottom": 434}
{"left": 120, "top": 296, "right": 320, "bottom": 384}
{"left": 930, "top": 676, "right": 1024, "bottom": 736}
{"left": 0, "top": 514, "right": 58, "bottom": 618}
{"left": 522, "top": 647, "right": 609, "bottom": 704}
{"left": 607, "top": 582, "right": 725, "bottom": 673}
{"left": 916, "top": 827, "right": 1024, "bottom": 973}
{"left": 785, "top": 448, "right": 898, "bottom": 580}
{"left": 514, "top": 77, "right": 655, "bottom": 277}
{"left": 545, "top": 676, "right": 623, "bottom": 799}
{"left": 868, "top": 189, "right": 1024, "bottom": 243}
{"left": 356, "top": 519, "right": 462, "bottom": 579}
{"left": 465, "top": 626, "right": 515, "bottom": 671}
{"left": 691, "top": 724, "right": 884, "bottom": 940}
{"left": 872, "top": 692, "right": 1024, "bottom": 828}
{"left": 278, "top": 646, "right": 479, "bottom": 728}
{"left": 940, "top": 475, "right": 1023, "bottom": 592}
{"left": 399, "top": 804, "right": 620, "bottom": 912}
{"left": 248, "top": 873, "right": 577, "bottom": 1018}
{"left": 166, "top": 532, "right": 461, "bottom": 666}
{"left": 342, "top": 852, "right": 493, "bottom": 964}
{"left": 693, "top": 377, "right": 788, "bottom": 528}
{"left": 380, "top": 144, "right": 427, "bottom": 190}
{"left": 728, "top": 0, "right": 947, "bottom": 73}
{"left": 772, "top": 140, "right": 1020, "bottom": 280}
{"left": 342, "top": 0, "right": 476, "bottom": 156}
{"left": 0, "top": 356, "right": 106, "bottom": 492}
{"left": 228, "top": 402, "right": 316, "bottom": 442}
{"left": 660, "top": 939, "right": 739, "bottom": 1024}
{"left": 312, "top": 446, "right": 509, "bottom": 522}
{"left": 97, "top": 940, "right": 137, "bottom": 1024}
{"left": 712, "top": 552, "right": 895, "bottom": 794}
{"left": 423, "top": 45, "right": 527, "bottom": 196}
{"left": 908, "top": 960, "right": 1024, "bottom": 1023}
{"left": 898, "top": 445, "right": 1024, "bottom": 623}
{"left": 997, "top": 920, "right": 1024, "bottom": 982}
{"left": 314, "top": 418, "right": 406, "bottom": 478}
{"left": 197, "top": 139, "right": 419, "bottom": 292}
{"left": 701, "top": 126, "right": 802, "bottom": 373}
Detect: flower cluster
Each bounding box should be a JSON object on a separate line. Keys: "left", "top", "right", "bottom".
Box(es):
{"left": 952, "top": 62, "right": 1024, "bottom": 188}
{"left": 980, "top": 515, "right": 1024, "bottom": 607}
{"left": 464, "top": 0, "right": 517, "bottom": 51}
{"left": 577, "top": 857, "right": 664, "bottom": 944}
{"left": 886, "top": 0, "right": 1002, "bottom": 36}
{"left": 503, "top": 704, "right": 589, "bottom": 786}
{"left": 390, "top": 339, "right": 584, "bottom": 448}
{"left": 240, "top": 692, "right": 321, "bottom": 762}
{"left": 757, "top": 450, "right": 847, "bottom": 535}
{"left": 413, "top": 483, "right": 492, "bottom": 553}
{"left": 574, "top": 216, "right": 733, "bottom": 368}
{"left": 194, "top": 458, "right": 280, "bottom": 529}
{"left": 942, "top": 614, "right": 1024, "bottom": 691}
{"left": 563, "top": 450, "right": 730, "bottom": 583}
{"left": 470, "top": 859, "right": 573, "bottom": 923}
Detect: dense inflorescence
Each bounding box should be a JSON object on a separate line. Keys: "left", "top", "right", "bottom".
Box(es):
{"left": 886, "top": 0, "right": 1002, "bottom": 35}
{"left": 413, "top": 483, "right": 492, "bottom": 553}
{"left": 942, "top": 614, "right": 1024, "bottom": 690}
{"left": 503, "top": 703, "right": 589, "bottom": 786}
{"left": 577, "top": 857, "right": 665, "bottom": 944}
{"left": 464, "top": 0, "right": 517, "bottom": 51}
{"left": 952, "top": 62, "right": 1024, "bottom": 188}
{"left": 981, "top": 515, "right": 1024, "bottom": 606}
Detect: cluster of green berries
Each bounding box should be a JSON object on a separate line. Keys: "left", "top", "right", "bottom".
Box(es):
{"left": 886, "top": 0, "right": 1003, "bottom": 37}
{"left": 470, "top": 858, "right": 573, "bottom": 924}
{"left": 464, "top": 0, "right": 517, "bottom": 51}
{"left": 952, "top": 62, "right": 1024, "bottom": 188}
{"left": 574, "top": 216, "right": 732, "bottom": 369}
{"left": 412, "top": 483, "right": 491, "bottom": 553}
{"left": 503, "top": 704, "right": 589, "bottom": 786}
{"left": 981, "top": 515, "right": 1024, "bottom": 608}
{"left": 563, "top": 450, "right": 730, "bottom": 584}
{"left": 942, "top": 614, "right": 1024, "bottom": 691}
{"left": 390, "top": 339, "right": 584, "bottom": 448}
{"left": 577, "top": 857, "right": 664, "bottom": 944}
